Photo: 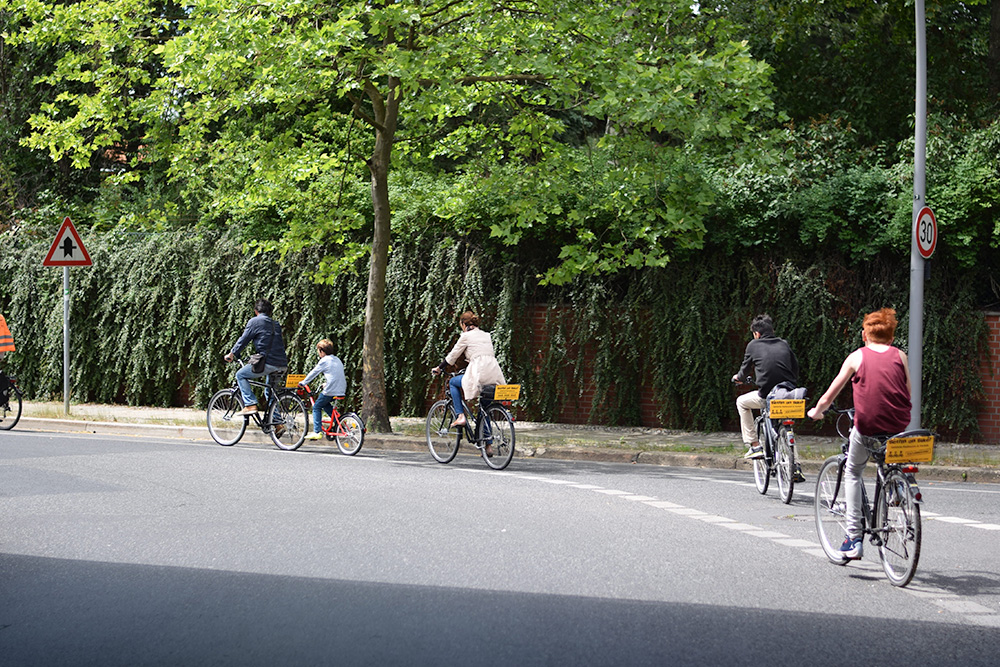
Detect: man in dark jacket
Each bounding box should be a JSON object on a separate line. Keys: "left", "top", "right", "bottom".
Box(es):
{"left": 225, "top": 299, "right": 289, "bottom": 415}
{"left": 732, "top": 314, "right": 799, "bottom": 460}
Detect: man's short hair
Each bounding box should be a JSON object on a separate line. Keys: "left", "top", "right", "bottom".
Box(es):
{"left": 317, "top": 339, "right": 335, "bottom": 356}
{"left": 751, "top": 314, "right": 774, "bottom": 337}
{"left": 255, "top": 299, "right": 274, "bottom": 316}
{"left": 863, "top": 308, "right": 898, "bottom": 344}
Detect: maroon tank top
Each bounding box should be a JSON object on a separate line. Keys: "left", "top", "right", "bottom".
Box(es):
{"left": 852, "top": 346, "right": 911, "bottom": 436}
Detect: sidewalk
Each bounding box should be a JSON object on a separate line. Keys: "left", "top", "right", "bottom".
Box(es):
{"left": 16, "top": 401, "right": 1000, "bottom": 484}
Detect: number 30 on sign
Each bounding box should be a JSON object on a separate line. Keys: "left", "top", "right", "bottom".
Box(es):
{"left": 915, "top": 207, "right": 937, "bottom": 259}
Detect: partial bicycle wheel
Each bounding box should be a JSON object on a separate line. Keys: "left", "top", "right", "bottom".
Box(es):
{"left": 269, "top": 392, "right": 307, "bottom": 451}
{"left": 775, "top": 427, "right": 795, "bottom": 504}
{"left": 0, "top": 386, "right": 22, "bottom": 431}
{"left": 336, "top": 412, "right": 365, "bottom": 456}
{"left": 479, "top": 405, "right": 515, "bottom": 471}
{"left": 426, "top": 399, "right": 460, "bottom": 464}
{"left": 752, "top": 420, "right": 770, "bottom": 494}
{"left": 876, "top": 470, "right": 921, "bottom": 587}
{"left": 206, "top": 388, "right": 247, "bottom": 446}
{"left": 814, "top": 456, "right": 850, "bottom": 565}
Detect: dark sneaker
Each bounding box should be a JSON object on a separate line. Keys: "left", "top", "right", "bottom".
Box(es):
{"left": 743, "top": 445, "right": 764, "bottom": 459}
{"left": 840, "top": 535, "right": 863, "bottom": 560}
{"left": 792, "top": 465, "right": 806, "bottom": 483}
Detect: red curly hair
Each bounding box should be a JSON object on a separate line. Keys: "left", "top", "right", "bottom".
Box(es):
{"left": 863, "top": 308, "right": 898, "bottom": 345}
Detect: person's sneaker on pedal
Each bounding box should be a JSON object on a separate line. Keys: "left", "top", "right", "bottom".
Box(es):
{"left": 792, "top": 464, "right": 806, "bottom": 483}
{"left": 743, "top": 444, "right": 764, "bottom": 459}
{"left": 240, "top": 404, "right": 258, "bottom": 416}
{"left": 840, "top": 535, "right": 863, "bottom": 560}
{"left": 304, "top": 431, "right": 322, "bottom": 441}
{"left": 451, "top": 413, "right": 467, "bottom": 428}
{"left": 273, "top": 424, "right": 286, "bottom": 439}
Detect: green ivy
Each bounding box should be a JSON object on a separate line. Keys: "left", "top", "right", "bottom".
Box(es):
{"left": 0, "top": 229, "right": 989, "bottom": 440}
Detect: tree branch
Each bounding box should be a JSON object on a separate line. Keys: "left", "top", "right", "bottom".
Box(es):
{"left": 345, "top": 90, "right": 383, "bottom": 131}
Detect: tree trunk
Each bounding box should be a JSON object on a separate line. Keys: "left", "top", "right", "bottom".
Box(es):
{"left": 359, "top": 80, "right": 400, "bottom": 433}
{"left": 991, "top": 0, "right": 1000, "bottom": 97}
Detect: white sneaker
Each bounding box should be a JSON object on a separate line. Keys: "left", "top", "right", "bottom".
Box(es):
{"left": 305, "top": 432, "right": 323, "bottom": 440}
{"left": 743, "top": 445, "right": 764, "bottom": 459}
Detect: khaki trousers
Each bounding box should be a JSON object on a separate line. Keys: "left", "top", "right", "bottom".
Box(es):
{"left": 736, "top": 391, "right": 765, "bottom": 445}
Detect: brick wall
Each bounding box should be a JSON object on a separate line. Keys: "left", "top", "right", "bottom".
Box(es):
{"left": 978, "top": 312, "right": 1000, "bottom": 445}
{"left": 522, "top": 303, "right": 666, "bottom": 427}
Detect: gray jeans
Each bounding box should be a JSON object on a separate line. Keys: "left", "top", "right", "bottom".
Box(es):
{"left": 845, "top": 428, "right": 878, "bottom": 539}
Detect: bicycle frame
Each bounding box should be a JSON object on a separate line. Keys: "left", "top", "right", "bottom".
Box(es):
{"left": 224, "top": 356, "right": 292, "bottom": 432}
{"left": 300, "top": 388, "right": 351, "bottom": 438}
{"left": 456, "top": 399, "right": 493, "bottom": 449}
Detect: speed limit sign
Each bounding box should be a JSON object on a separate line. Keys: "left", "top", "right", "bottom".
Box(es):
{"left": 915, "top": 206, "right": 937, "bottom": 259}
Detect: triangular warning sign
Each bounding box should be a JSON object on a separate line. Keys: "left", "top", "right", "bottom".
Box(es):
{"left": 43, "top": 217, "right": 92, "bottom": 267}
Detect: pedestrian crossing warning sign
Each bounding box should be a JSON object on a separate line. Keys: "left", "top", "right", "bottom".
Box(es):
{"left": 43, "top": 217, "right": 92, "bottom": 267}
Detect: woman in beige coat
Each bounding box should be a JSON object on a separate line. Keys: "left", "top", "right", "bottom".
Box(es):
{"left": 431, "top": 311, "right": 506, "bottom": 427}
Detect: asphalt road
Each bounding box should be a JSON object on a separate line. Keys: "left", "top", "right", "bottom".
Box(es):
{"left": 2, "top": 430, "right": 999, "bottom": 666}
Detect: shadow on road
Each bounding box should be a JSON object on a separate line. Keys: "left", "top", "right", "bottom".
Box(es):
{"left": 3, "top": 552, "right": 996, "bottom": 666}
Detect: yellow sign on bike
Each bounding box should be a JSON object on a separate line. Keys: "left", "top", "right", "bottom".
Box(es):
{"left": 885, "top": 435, "right": 935, "bottom": 463}
{"left": 494, "top": 384, "right": 521, "bottom": 401}
{"left": 285, "top": 374, "right": 306, "bottom": 388}
{"left": 768, "top": 399, "right": 805, "bottom": 419}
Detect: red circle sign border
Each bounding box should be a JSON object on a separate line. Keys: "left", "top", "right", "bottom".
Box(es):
{"left": 915, "top": 206, "right": 937, "bottom": 259}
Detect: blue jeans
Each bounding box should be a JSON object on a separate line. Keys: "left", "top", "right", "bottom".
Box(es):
{"left": 235, "top": 363, "right": 286, "bottom": 408}
{"left": 313, "top": 393, "right": 335, "bottom": 433}
{"left": 449, "top": 374, "right": 465, "bottom": 416}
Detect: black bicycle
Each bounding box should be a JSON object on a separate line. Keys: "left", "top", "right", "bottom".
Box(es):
{"left": 814, "top": 406, "right": 932, "bottom": 587}
{"left": 735, "top": 378, "right": 803, "bottom": 504}
{"left": 751, "top": 396, "right": 804, "bottom": 504}
{"left": 207, "top": 356, "right": 307, "bottom": 450}
{"left": 0, "top": 370, "right": 23, "bottom": 430}
{"left": 425, "top": 373, "right": 518, "bottom": 470}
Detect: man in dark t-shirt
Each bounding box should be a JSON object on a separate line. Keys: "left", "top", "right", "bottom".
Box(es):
{"left": 731, "top": 314, "right": 799, "bottom": 459}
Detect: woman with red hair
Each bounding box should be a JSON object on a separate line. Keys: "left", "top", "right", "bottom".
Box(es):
{"left": 808, "top": 308, "right": 912, "bottom": 559}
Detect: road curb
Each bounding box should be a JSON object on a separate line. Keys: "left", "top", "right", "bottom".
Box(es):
{"left": 15, "top": 418, "right": 999, "bottom": 483}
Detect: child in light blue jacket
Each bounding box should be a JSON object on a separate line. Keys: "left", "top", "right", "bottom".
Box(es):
{"left": 298, "top": 339, "right": 347, "bottom": 440}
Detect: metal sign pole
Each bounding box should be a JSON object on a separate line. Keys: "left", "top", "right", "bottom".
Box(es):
{"left": 64, "top": 266, "right": 70, "bottom": 415}
{"left": 907, "top": 0, "right": 927, "bottom": 429}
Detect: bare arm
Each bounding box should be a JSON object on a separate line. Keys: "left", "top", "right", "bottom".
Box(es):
{"left": 808, "top": 349, "right": 862, "bottom": 420}
{"left": 898, "top": 349, "right": 912, "bottom": 394}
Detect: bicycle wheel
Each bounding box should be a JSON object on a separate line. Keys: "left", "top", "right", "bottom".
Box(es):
{"left": 426, "top": 399, "right": 460, "bottom": 464}
{"left": 0, "top": 387, "right": 22, "bottom": 431}
{"left": 269, "top": 392, "right": 307, "bottom": 451}
{"left": 814, "top": 456, "right": 850, "bottom": 565}
{"left": 752, "top": 420, "right": 770, "bottom": 494}
{"left": 479, "top": 405, "right": 515, "bottom": 470}
{"left": 775, "top": 427, "right": 795, "bottom": 504}
{"left": 206, "top": 388, "right": 247, "bottom": 446}
{"left": 876, "top": 470, "right": 921, "bottom": 587}
{"left": 336, "top": 412, "right": 365, "bottom": 456}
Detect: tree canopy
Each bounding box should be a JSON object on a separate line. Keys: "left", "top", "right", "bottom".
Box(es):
{"left": 1, "top": 0, "right": 998, "bottom": 428}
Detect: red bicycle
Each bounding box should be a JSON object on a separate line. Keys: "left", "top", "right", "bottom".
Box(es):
{"left": 294, "top": 380, "right": 366, "bottom": 456}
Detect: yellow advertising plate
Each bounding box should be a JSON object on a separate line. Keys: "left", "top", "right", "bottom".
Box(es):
{"left": 768, "top": 399, "right": 806, "bottom": 419}
{"left": 285, "top": 373, "right": 306, "bottom": 388}
{"left": 885, "top": 435, "right": 935, "bottom": 463}
{"left": 494, "top": 384, "right": 521, "bottom": 401}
